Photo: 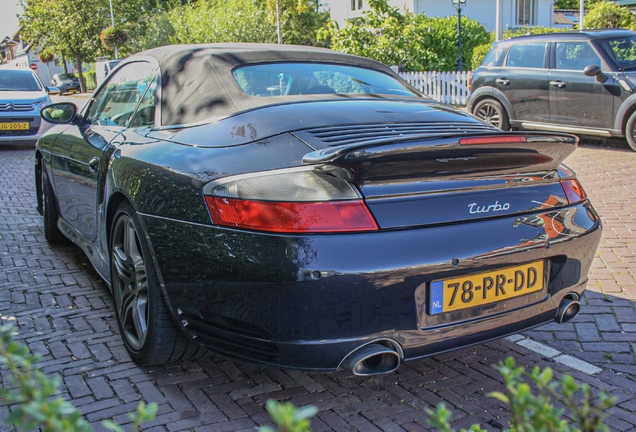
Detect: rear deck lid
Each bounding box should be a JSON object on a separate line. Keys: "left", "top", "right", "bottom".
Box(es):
{"left": 296, "top": 128, "right": 580, "bottom": 229}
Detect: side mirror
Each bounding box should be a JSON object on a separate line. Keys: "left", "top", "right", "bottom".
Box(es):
{"left": 47, "top": 86, "right": 61, "bottom": 95}
{"left": 583, "top": 64, "right": 607, "bottom": 83}
{"left": 41, "top": 102, "right": 78, "bottom": 124}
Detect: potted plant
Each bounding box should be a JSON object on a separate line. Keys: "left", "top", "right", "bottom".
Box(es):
{"left": 99, "top": 26, "right": 129, "bottom": 50}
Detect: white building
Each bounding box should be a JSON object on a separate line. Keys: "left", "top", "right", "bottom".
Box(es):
{"left": 330, "top": 0, "right": 557, "bottom": 35}
{"left": 1, "top": 30, "right": 75, "bottom": 85}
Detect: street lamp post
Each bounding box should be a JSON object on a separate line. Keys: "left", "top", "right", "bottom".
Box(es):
{"left": 109, "top": 0, "right": 118, "bottom": 59}
{"left": 451, "top": 0, "right": 467, "bottom": 71}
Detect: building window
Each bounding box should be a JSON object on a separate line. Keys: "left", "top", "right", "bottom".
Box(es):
{"left": 517, "top": 0, "right": 537, "bottom": 26}
{"left": 351, "top": 0, "right": 364, "bottom": 11}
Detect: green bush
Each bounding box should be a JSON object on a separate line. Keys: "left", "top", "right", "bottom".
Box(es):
{"left": 262, "top": 357, "right": 616, "bottom": 432}
{"left": 2, "top": 319, "right": 615, "bottom": 432}
{"left": 427, "top": 357, "right": 616, "bottom": 432}
{"left": 83, "top": 70, "right": 96, "bottom": 91}
{"left": 501, "top": 25, "right": 572, "bottom": 39}
{"left": 259, "top": 399, "right": 318, "bottom": 432}
{"left": 0, "top": 324, "right": 156, "bottom": 431}
{"left": 584, "top": 0, "right": 636, "bottom": 29}
{"left": 471, "top": 42, "right": 494, "bottom": 70}
{"left": 319, "top": 0, "right": 491, "bottom": 71}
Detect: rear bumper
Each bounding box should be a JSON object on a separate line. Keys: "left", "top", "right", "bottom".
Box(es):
{"left": 141, "top": 201, "right": 601, "bottom": 370}
{"left": 58, "top": 84, "right": 80, "bottom": 94}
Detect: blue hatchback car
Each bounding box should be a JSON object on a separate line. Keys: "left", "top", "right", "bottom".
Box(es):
{"left": 51, "top": 73, "right": 80, "bottom": 95}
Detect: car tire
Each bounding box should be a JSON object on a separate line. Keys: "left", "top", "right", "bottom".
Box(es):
{"left": 625, "top": 112, "right": 636, "bottom": 151}
{"left": 110, "top": 202, "right": 206, "bottom": 365}
{"left": 40, "top": 167, "right": 66, "bottom": 244}
{"left": 473, "top": 98, "right": 510, "bottom": 131}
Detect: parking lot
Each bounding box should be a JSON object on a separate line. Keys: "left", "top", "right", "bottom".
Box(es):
{"left": 1, "top": 126, "right": 635, "bottom": 430}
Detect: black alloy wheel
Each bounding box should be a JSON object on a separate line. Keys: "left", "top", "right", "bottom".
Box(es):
{"left": 111, "top": 207, "right": 150, "bottom": 352}
{"left": 110, "top": 202, "right": 205, "bottom": 365}
{"left": 473, "top": 98, "right": 510, "bottom": 131}
{"left": 40, "top": 166, "right": 66, "bottom": 243}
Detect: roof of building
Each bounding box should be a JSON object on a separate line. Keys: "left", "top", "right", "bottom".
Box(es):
{"left": 614, "top": 0, "right": 636, "bottom": 7}
{"left": 554, "top": 9, "right": 580, "bottom": 26}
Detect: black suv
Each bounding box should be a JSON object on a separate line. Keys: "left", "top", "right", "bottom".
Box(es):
{"left": 467, "top": 29, "right": 636, "bottom": 151}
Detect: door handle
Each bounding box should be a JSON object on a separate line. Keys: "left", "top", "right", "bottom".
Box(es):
{"left": 88, "top": 157, "right": 100, "bottom": 172}
{"left": 495, "top": 78, "right": 510, "bottom": 85}
{"left": 550, "top": 80, "right": 566, "bottom": 88}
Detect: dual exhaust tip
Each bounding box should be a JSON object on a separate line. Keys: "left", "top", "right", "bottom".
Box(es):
{"left": 342, "top": 295, "right": 581, "bottom": 376}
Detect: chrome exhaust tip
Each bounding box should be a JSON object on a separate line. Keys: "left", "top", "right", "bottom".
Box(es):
{"left": 341, "top": 343, "right": 401, "bottom": 376}
{"left": 555, "top": 295, "right": 581, "bottom": 324}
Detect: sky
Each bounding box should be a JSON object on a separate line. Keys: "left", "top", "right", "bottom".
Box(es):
{"left": 0, "top": 0, "right": 22, "bottom": 40}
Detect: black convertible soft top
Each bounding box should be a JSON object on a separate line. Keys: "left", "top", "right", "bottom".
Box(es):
{"left": 131, "top": 43, "right": 414, "bottom": 127}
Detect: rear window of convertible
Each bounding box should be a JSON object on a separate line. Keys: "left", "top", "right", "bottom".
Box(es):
{"left": 232, "top": 63, "right": 419, "bottom": 97}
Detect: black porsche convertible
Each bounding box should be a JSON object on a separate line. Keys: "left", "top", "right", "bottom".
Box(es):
{"left": 36, "top": 44, "right": 602, "bottom": 376}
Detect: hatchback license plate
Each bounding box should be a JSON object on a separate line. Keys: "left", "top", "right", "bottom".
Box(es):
{"left": 0, "top": 122, "right": 29, "bottom": 130}
{"left": 429, "top": 260, "right": 545, "bottom": 315}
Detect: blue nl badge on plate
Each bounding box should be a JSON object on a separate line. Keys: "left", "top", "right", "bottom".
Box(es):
{"left": 430, "top": 280, "right": 444, "bottom": 315}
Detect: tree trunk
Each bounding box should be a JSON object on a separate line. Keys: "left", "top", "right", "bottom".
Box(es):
{"left": 74, "top": 53, "right": 86, "bottom": 93}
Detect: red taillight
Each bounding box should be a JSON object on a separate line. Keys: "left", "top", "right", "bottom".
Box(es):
{"left": 459, "top": 136, "right": 527, "bottom": 145}
{"left": 205, "top": 196, "right": 378, "bottom": 233}
{"left": 560, "top": 179, "right": 587, "bottom": 204}
{"left": 468, "top": 71, "right": 474, "bottom": 91}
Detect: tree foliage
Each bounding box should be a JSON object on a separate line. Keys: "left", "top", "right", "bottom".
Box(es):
{"left": 319, "top": 0, "right": 490, "bottom": 71}
{"left": 584, "top": 0, "right": 636, "bottom": 29}
{"left": 167, "top": 0, "right": 275, "bottom": 44}
{"left": 19, "top": 0, "right": 149, "bottom": 91}
{"left": 37, "top": 48, "right": 55, "bottom": 64}
{"left": 554, "top": 0, "right": 579, "bottom": 9}
{"left": 263, "top": 0, "right": 329, "bottom": 46}
{"left": 20, "top": 0, "right": 103, "bottom": 90}
{"left": 135, "top": 0, "right": 328, "bottom": 50}
{"left": 554, "top": 0, "right": 603, "bottom": 10}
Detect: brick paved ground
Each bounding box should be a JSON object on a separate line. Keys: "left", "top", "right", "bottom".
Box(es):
{"left": 0, "top": 140, "right": 634, "bottom": 431}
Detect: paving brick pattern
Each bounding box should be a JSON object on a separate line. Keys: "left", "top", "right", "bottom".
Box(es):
{"left": 1, "top": 141, "right": 635, "bottom": 431}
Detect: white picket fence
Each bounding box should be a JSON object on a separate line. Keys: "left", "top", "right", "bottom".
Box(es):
{"left": 398, "top": 71, "right": 471, "bottom": 106}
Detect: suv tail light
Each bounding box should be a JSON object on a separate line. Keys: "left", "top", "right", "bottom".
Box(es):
{"left": 468, "top": 71, "right": 474, "bottom": 91}
{"left": 203, "top": 168, "right": 378, "bottom": 233}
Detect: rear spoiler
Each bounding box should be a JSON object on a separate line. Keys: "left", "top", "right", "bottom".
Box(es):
{"left": 300, "top": 132, "right": 578, "bottom": 165}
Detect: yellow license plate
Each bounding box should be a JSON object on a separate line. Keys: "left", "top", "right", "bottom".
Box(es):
{"left": 429, "top": 260, "right": 545, "bottom": 315}
{"left": 0, "top": 122, "right": 29, "bottom": 130}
